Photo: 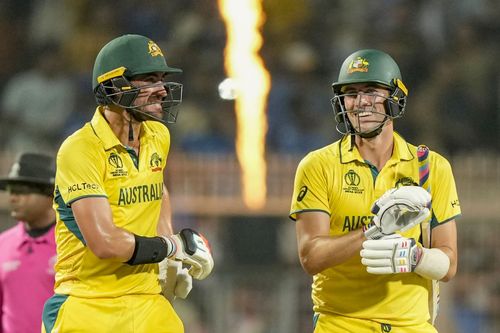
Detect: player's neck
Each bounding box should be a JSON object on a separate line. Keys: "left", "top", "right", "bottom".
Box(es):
{"left": 104, "top": 108, "right": 142, "bottom": 149}
{"left": 355, "top": 127, "right": 394, "bottom": 171}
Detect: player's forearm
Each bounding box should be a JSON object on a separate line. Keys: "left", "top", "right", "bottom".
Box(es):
{"left": 72, "top": 197, "right": 136, "bottom": 261}
{"left": 429, "top": 221, "right": 458, "bottom": 282}
{"left": 157, "top": 185, "right": 173, "bottom": 236}
{"left": 299, "top": 229, "right": 365, "bottom": 275}
{"left": 88, "top": 227, "right": 136, "bottom": 261}
{"left": 441, "top": 248, "right": 457, "bottom": 282}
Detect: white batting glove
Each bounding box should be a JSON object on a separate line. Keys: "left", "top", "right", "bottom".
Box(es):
{"left": 166, "top": 228, "right": 214, "bottom": 280}
{"left": 159, "top": 259, "right": 193, "bottom": 302}
{"left": 360, "top": 234, "right": 423, "bottom": 274}
{"left": 364, "top": 186, "right": 431, "bottom": 240}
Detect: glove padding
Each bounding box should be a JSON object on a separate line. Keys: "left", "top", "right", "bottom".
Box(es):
{"left": 364, "top": 186, "right": 431, "bottom": 240}
{"left": 159, "top": 259, "right": 193, "bottom": 302}
{"left": 360, "top": 234, "right": 423, "bottom": 274}
{"left": 167, "top": 228, "right": 214, "bottom": 280}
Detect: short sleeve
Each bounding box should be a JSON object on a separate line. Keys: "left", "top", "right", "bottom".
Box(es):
{"left": 430, "top": 153, "right": 461, "bottom": 225}
{"left": 289, "top": 152, "right": 331, "bottom": 220}
{"left": 56, "top": 136, "right": 107, "bottom": 205}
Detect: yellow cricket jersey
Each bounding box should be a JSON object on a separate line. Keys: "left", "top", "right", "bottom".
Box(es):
{"left": 53, "top": 107, "right": 169, "bottom": 298}
{"left": 290, "top": 132, "right": 461, "bottom": 326}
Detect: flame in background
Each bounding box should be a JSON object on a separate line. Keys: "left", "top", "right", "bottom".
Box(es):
{"left": 218, "top": 0, "right": 271, "bottom": 209}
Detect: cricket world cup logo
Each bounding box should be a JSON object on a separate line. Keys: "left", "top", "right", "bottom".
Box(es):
{"left": 343, "top": 169, "right": 363, "bottom": 194}
{"left": 108, "top": 152, "right": 127, "bottom": 177}
{"left": 108, "top": 153, "right": 123, "bottom": 168}
{"left": 344, "top": 169, "right": 360, "bottom": 186}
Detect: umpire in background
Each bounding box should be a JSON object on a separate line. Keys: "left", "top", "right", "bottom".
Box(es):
{"left": 0, "top": 152, "right": 56, "bottom": 333}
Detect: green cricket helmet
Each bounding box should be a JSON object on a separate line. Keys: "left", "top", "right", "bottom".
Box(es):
{"left": 93, "top": 34, "right": 183, "bottom": 124}
{"left": 331, "top": 49, "right": 408, "bottom": 137}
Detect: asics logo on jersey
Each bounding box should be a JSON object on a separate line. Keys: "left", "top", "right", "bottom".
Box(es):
{"left": 297, "top": 186, "right": 308, "bottom": 202}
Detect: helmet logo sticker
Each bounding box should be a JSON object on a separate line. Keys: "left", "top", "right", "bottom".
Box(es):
{"left": 347, "top": 56, "right": 369, "bottom": 74}
{"left": 148, "top": 40, "right": 164, "bottom": 57}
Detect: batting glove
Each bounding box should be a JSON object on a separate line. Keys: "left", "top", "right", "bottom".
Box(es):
{"left": 363, "top": 186, "right": 431, "bottom": 240}
{"left": 159, "top": 259, "right": 193, "bottom": 302}
{"left": 164, "top": 228, "right": 214, "bottom": 280}
{"left": 360, "top": 234, "right": 423, "bottom": 274}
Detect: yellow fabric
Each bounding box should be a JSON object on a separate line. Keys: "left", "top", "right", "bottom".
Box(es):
{"left": 290, "top": 132, "right": 461, "bottom": 326}
{"left": 53, "top": 107, "right": 170, "bottom": 297}
{"left": 314, "top": 313, "right": 437, "bottom": 333}
{"left": 42, "top": 294, "right": 183, "bottom": 333}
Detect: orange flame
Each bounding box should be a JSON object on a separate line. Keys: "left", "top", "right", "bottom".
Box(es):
{"left": 218, "top": 0, "right": 271, "bottom": 210}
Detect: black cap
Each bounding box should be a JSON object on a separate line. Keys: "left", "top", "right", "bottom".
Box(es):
{"left": 0, "top": 153, "right": 55, "bottom": 190}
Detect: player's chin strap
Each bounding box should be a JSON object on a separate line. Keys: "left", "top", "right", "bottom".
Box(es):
{"left": 125, "top": 107, "right": 165, "bottom": 142}
{"left": 417, "top": 144, "right": 440, "bottom": 326}
{"left": 349, "top": 109, "right": 392, "bottom": 139}
{"left": 128, "top": 116, "right": 134, "bottom": 142}
{"left": 357, "top": 118, "right": 387, "bottom": 138}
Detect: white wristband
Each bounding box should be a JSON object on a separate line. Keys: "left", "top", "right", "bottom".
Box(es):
{"left": 414, "top": 248, "right": 450, "bottom": 280}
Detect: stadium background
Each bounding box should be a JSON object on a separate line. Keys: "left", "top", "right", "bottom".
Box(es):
{"left": 0, "top": 0, "right": 498, "bottom": 332}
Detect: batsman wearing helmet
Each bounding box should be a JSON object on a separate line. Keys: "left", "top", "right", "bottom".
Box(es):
{"left": 290, "top": 49, "right": 460, "bottom": 333}
{"left": 41, "top": 34, "right": 214, "bottom": 333}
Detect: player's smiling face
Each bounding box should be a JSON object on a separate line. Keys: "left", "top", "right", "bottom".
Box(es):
{"left": 342, "top": 83, "right": 390, "bottom": 133}
{"left": 129, "top": 72, "right": 168, "bottom": 118}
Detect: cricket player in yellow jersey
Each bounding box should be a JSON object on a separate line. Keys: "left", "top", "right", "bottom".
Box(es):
{"left": 41, "top": 34, "right": 214, "bottom": 333}
{"left": 290, "top": 49, "right": 460, "bottom": 333}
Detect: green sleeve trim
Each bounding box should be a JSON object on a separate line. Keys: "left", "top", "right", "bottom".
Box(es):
{"left": 289, "top": 209, "right": 331, "bottom": 221}
{"left": 54, "top": 187, "right": 92, "bottom": 244}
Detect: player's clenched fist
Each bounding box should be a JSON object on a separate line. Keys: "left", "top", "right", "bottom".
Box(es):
{"left": 364, "top": 186, "right": 431, "bottom": 240}
{"left": 164, "top": 228, "right": 214, "bottom": 280}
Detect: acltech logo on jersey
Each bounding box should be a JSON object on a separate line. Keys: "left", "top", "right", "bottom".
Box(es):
{"left": 68, "top": 182, "right": 100, "bottom": 194}
{"left": 118, "top": 182, "right": 163, "bottom": 206}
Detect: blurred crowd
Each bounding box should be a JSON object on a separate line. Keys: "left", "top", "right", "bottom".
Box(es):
{"left": 0, "top": 0, "right": 498, "bottom": 158}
